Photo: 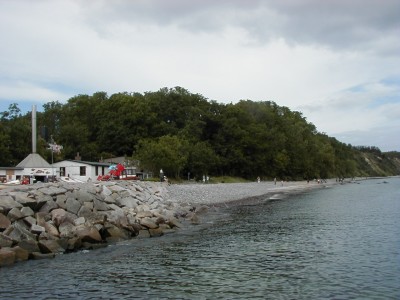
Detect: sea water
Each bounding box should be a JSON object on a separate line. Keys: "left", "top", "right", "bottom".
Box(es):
{"left": 0, "top": 177, "right": 399, "bottom": 299}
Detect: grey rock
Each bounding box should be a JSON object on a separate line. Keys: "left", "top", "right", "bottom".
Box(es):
{"left": 0, "top": 233, "right": 13, "bottom": 247}
{"left": 31, "top": 224, "right": 45, "bottom": 235}
{"left": 0, "top": 212, "right": 11, "bottom": 230}
{"left": 21, "top": 206, "right": 35, "bottom": 217}
{"left": 38, "top": 240, "right": 66, "bottom": 254}
{"left": 0, "top": 195, "right": 22, "bottom": 213}
{"left": 23, "top": 216, "right": 37, "bottom": 227}
{"left": 93, "top": 198, "right": 109, "bottom": 211}
{"left": 66, "top": 197, "right": 81, "bottom": 215}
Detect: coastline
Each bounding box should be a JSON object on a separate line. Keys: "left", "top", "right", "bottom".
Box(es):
{"left": 0, "top": 178, "right": 348, "bottom": 266}
{"left": 166, "top": 179, "right": 339, "bottom": 207}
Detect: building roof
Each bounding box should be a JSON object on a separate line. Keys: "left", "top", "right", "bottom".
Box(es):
{"left": 16, "top": 153, "right": 51, "bottom": 168}
{"left": 55, "top": 159, "right": 111, "bottom": 167}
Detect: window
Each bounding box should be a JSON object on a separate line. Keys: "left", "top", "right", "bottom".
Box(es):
{"left": 95, "top": 166, "right": 98, "bottom": 176}
{"left": 80, "top": 166, "right": 86, "bottom": 176}
{"left": 60, "top": 167, "right": 65, "bottom": 177}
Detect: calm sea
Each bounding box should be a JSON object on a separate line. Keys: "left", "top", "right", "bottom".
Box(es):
{"left": 0, "top": 177, "right": 399, "bottom": 299}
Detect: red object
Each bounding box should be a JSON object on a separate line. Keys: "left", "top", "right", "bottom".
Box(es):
{"left": 97, "top": 164, "right": 131, "bottom": 181}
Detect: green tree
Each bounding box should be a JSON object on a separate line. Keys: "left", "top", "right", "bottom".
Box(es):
{"left": 135, "top": 135, "right": 189, "bottom": 178}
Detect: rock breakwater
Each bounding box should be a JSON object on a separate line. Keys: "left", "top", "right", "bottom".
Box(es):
{"left": 0, "top": 181, "right": 199, "bottom": 267}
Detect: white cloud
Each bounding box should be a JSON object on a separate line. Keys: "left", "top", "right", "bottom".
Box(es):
{"left": 0, "top": 0, "right": 399, "bottom": 152}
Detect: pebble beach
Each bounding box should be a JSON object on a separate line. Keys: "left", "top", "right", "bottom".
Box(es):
{"left": 166, "top": 180, "right": 336, "bottom": 206}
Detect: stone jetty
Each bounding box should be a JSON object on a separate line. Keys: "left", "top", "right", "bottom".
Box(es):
{"left": 0, "top": 181, "right": 200, "bottom": 267}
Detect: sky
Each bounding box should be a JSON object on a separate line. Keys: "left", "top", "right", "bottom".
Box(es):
{"left": 1, "top": 0, "right": 399, "bottom": 151}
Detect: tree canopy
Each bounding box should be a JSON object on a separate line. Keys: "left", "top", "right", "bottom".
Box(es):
{"left": 1, "top": 87, "right": 398, "bottom": 179}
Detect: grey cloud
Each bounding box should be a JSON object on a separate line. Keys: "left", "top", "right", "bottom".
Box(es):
{"left": 82, "top": 0, "right": 400, "bottom": 55}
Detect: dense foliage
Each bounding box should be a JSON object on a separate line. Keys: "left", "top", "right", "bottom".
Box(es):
{"left": 1, "top": 87, "right": 399, "bottom": 179}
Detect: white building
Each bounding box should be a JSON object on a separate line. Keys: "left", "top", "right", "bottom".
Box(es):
{"left": 51, "top": 160, "right": 111, "bottom": 182}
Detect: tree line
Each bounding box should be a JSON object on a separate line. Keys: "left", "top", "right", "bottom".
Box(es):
{"left": 1, "top": 87, "right": 398, "bottom": 180}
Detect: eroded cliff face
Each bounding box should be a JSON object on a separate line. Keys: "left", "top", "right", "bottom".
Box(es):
{"left": 0, "top": 181, "right": 202, "bottom": 267}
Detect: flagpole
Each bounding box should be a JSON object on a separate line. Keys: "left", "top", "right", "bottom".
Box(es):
{"left": 51, "top": 135, "right": 54, "bottom": 179}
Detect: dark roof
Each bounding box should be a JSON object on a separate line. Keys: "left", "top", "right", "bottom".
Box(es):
{"left": 60, "top": 160, "right": 111, "bottom": 167}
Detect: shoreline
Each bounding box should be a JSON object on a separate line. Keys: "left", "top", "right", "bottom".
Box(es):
{"left": 166, "top": 179, "right": 340, "bottom": 207}
{"left": 0, "top": 178, "right": 361, "bottom": 267}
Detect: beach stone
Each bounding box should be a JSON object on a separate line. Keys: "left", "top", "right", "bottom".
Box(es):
{"left": 137, "top": 229, "right": 150, "bottom": 238}
{"left": 103, "top": 223, "right": 130, "bottom": 242}
{"left": 102, "top": 195, "right": 116, "bottom": 204}
{"left": 23, "top": 216, "right": 37, "bottom": 227}
{"left": 7, "top": 207, "right": 24, "bottom": 222}
{"left": 58, "top": 222, "right": 76, "bottom": 238}
{"left": 38, "top": 240, "right": 66, "bottom": 254}
{"left": 93, "top": 198, "right": 109, "bottom": 211}
{"left": 0, "top": 195, "right": 22, "bottom": 213}
{"left": 75, "top": 225, "right": 102, "bottom": 243}
{"left": 9, "top": 192, "right": 43, "bottom": 210}
{"left": 0, "top": 213, "right": 11, "bottom": 230}
{"left": 21, "top": 206, "right": 35, "bottom": 217}
{"left": 31, "top": 224, "right": 45, "bottom": 235}
{"left": 78, "top": 204, "right": 93, "bottom": 218}
{"left": 43, "top": 221, "right": 60, "bottom": 237}
{"left": 0, "top": 248, "right": 15, "bottom": 266}
{"left": 74, "top": 217, "right": 86, "bottom": 226}
{"left": 51, "top": 208, "right": 69, "bottom": 227}
{"left": 149, "top": 227, "right": 163, "bottom": 237}
{"left": 38, "top": 186, "right": 67, "bottom": 196}
{"left": 38, "top": 197, "right": 59, "bottom": 213}
{"left": 140, "top": 218, "right": 158, "bottom": 229}
{"left": 108, "top": 185, "right": 126, "bottom": 193}
{"left": 168, "top": 217, "right": 183, "bottom": 228}
{"left": 11, "top": 246, "right": 29, "bottom": 261}
{"left": 0, "top": 233, "right": 13, "bottom": 247}
{"left": 17, "top": 240, "right": 40, "bottom": 253}
{"left": 101, "top": 185, "right": 112, "bottom": 197}
{"left": 75, "top": 189, "right": 95, "bottom": 203}
{"left": 116, "top": 196, "right": 138, "bottom": 208}
{"left": 56, "top": 194, "right": 67, "bottom": 209}
{"left": 66, "top": 197, "right": 81, "bottom": 215}
{"left": 7, "top": 221, "right": 37, "bottom": 242}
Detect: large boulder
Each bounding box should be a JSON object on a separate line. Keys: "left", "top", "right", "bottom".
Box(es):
{"left": 38, "top": 196, "right": 59, "bottom": 213}
{"left": 38, "top": 186, "right": 67, "bottom": 196}
{"left": 7, "top": 221, "right": 37, "bottom": 242}
{"left": 149, "top": 227, "right": 163, "bottom": 237}
{"left": 58, "top": 222, "right": 76, "bottom": 238}
{"left": 0, "top": 248, "right": 15, "bottom": 266}
{"left": 0, "top": 233, "right": 13, "bottom": 247}
{"left": 75, "top": 225, "right": 102, "bottom": 243}
{"left": 66, "top": 197, "right": 81, "bottom": 215}
{"left": 0, "top": 212, "right": 11, "bottom": 230}
{"left": 10, "top": 246, "right": 29, "bottom": 262}
{"left": 17, "top": 240, "right": 40, "bottom": 253}
{"left": 7, "top": 207, "right": 23, "bottom": 222}
{"left": 38, "top": 240, "right": 66, "bottom": 254}
{"left": 139, "top": 218, "right": 158, "bottom": 229}
{"left": 0, "top": 195, "right": 22, "bottom": 214}
{"left": 51, "top": 208, "right": 75, "bottom": 227}
{"left": 102, "top": 223, "right": 131, "bottom": 242}
{"left": 21, "top": 206, "right": 35, "bottom": 217}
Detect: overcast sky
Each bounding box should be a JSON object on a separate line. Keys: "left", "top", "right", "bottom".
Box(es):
{"left": 1, "top": 0, "right": 399, "bottom": 151}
